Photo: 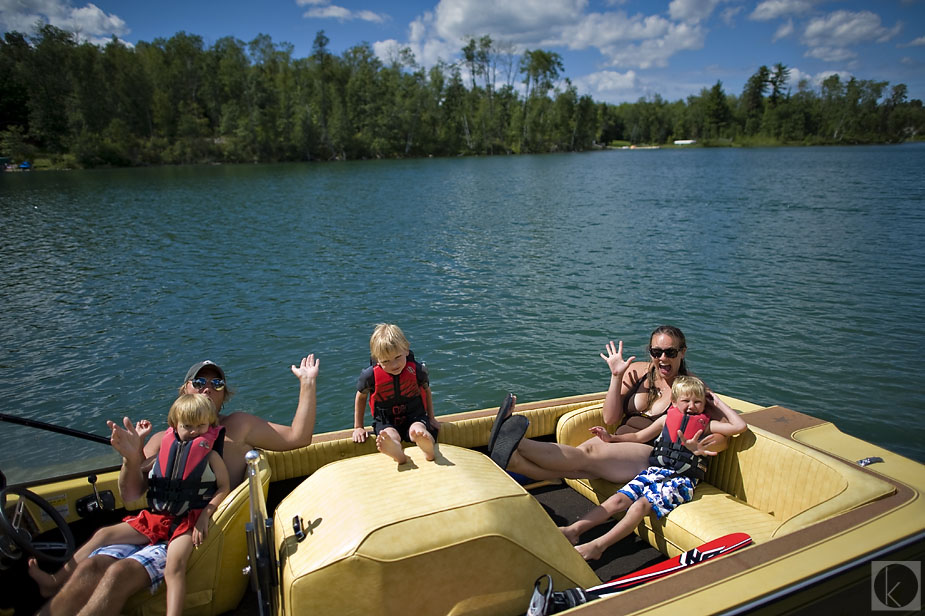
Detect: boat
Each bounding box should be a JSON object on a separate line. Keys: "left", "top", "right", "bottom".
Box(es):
{"left": 2, "top": 391, "right": 923, "bottom": 615}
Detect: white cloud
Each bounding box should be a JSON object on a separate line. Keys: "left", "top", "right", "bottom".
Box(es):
{"left": 804, "top": 45, "right": 856, "bottom": 62}
{"left": 560, "top": 12, "right": 672, "bottom": 51}
{"left": 800, "top": 10, "right": 902, "bottom": 62}
{"left": 668, "top": 0, "right": 729, "bottom": 24}
{"left": 371, "top": 0, "right": 712, "bottom": 83}
{"left": 803, "top": 10, "right": 900, "bottom": 47}
{"left": 299, "top": 0, "right": 387, "bottom": 23}
{"left": 901, "top": 35, "right": 925, "bottom": 47}
{"left": 721, "top": 6, "right": 743, "bottom": 27}
{"left": 773, "top": 19, "right": 794, "bottom": 42}
{"left": 750, "top": 0, "right": 816, "bottom": 22}
{"left": 432, "top": 0, "right": 587, "bottom": 47}
{"left": 0, "top": 0, "right": 128, "bottom": 38}
{"left": 577, "top": 69, "right": 638, "bottom": 93}
{"left": 599, "top": 21, "right": 706, "bottom": 69}
{"left": 370, "top": 12, "right": 458, "bottom": 69}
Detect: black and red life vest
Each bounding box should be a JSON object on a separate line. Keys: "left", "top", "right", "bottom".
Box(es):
{"left": 369, "top": 354, "right": 428, "bottom": 424}
{"left": 147, "top": 425, "right": 225, "bottom": 516}
{"left": 648, "top": 405, "right": 710, "bottom": 479}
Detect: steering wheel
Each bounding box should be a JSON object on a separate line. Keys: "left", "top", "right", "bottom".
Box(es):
{"left": 0, "top": 486, "right": 75, "bottom": 564}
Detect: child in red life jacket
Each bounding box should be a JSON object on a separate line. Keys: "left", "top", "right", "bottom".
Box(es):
{"left": 353, "top": 323, "right": 440, "bottom": 464}
{"left": 28, "top": 394, "right": 229, "bottom": 616}
{"left": 559, "top": 376, "right": 746, "bottom": 561}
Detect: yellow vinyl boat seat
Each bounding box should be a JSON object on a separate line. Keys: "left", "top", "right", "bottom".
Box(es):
{"left": 556, "top": 403, "right": 895, "bottom": 557}
{"left": 124, "top": 453, "right": 271, "bottom": 616}
{"left": 273, "top": 444, "right": 599, "bottom": 616}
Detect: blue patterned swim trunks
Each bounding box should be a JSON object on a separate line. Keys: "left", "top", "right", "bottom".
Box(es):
{"left": 617, "top": 466, "right": 696, "bottom": 519}
{"left": 90, "top": 542, "right": 168, "bottom": 592}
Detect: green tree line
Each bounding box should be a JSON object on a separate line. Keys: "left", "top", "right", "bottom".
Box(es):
{"left": 1, "top": 26, "right": 923, "bottom": 167}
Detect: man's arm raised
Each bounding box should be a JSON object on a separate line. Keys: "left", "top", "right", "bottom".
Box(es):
{"left": 236, "top": 354, "right": 320, "bottom": 452}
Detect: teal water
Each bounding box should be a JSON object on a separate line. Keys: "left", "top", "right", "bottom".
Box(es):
{"left": 2, "top": 145, "right": 924, "bottom": 483}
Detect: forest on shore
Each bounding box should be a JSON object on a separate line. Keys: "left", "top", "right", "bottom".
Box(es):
{"left": 2, "top": 25, "right": 924, "bottom": 168}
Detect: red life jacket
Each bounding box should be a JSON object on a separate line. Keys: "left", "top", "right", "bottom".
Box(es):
{"left": 649, "top": 405, "right": 710, "bottom": 479}
{"left": 369, "top": 355, "right": 428, "bottom": 424}
{"left": 147, "top": 425, "right": 225, "bottom": 516}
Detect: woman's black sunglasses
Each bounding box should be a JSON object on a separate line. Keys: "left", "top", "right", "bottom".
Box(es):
{"left": 649, "top": 347, "right": 680, "bottom": 359}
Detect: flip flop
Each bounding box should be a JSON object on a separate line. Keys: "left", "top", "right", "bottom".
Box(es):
{"left": 490, "top": 415, "right": 529, "bottom": 470}
{"left": 488, "top": 393, "right": 516, "bottom": 453}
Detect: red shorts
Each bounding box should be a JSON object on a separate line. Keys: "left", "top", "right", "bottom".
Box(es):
{"left": 124, "top": 508, "right": 204, "bottom": 543}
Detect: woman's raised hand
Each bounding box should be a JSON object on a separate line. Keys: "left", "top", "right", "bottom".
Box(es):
{"left": 600, "top": 340, "right": 636, "bottom": 376}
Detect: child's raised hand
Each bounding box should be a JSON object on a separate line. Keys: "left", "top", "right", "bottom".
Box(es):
{"left": 600, "top": 340, "right": 636, "bottom": 377}
{"left": 134, "top": 419, "right": 152, "bottom": 440}
{"left": 352, "top": 427, "right": 368, "bottom": 443}
{"left": 679, "top": 429, "right": 718, "bottom": 457}
{"left": 589, "top": 426, "right": 616, "bottom": 442}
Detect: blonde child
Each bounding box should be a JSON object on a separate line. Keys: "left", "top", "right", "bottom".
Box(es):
{"left": 353, "top": 323, "right": 439, "bottom": 464}
{"left": 29, "top": 394, "right": 229, "bottom": 616}
{"left": 560, "top": 376, "right": 746, "bottom": 561}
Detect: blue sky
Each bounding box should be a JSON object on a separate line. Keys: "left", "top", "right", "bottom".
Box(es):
{"left": 2, "top": 0, "right": 923, "bottom": 104}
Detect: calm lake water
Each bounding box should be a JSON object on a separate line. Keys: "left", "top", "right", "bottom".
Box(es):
{"left": 2, "top": 145, "right": 924, "bottom": 482}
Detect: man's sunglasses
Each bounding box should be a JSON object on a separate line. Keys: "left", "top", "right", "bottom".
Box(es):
{"left": 191, "top": 377, "right": 226, "bottom": 391}
{"left": 649, "top": 347, "right": 680, "bottom": 359}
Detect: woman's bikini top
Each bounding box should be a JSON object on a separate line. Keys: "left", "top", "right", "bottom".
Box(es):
{"left": 619, "top": 373, "right": 669, "bottom": 441}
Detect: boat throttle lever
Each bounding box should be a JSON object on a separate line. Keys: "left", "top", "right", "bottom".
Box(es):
{"left": 76, "top": 474, "right": 115, "bottom": 517}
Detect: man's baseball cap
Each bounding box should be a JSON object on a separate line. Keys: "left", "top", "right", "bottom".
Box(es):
{"left": 184, "top": 360, "right": 227, "bottom": 383}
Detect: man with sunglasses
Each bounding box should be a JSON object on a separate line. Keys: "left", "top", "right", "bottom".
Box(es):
{"left": 38, "top": 355, "right": 320, "bottom": 616}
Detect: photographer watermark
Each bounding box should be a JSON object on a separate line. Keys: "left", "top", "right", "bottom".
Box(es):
{"left": 871, "top": 561, "right": 920, "bottom": 611}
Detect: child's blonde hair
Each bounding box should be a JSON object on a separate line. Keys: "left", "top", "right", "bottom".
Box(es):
{"left": 167, "top": 393, "right": 218, "bottom": 429}
{"left": 369, "top": 323, "right": 410, "bottom": 361}
{"left": 671, "top": 375, "right": 706, "bottom": 403}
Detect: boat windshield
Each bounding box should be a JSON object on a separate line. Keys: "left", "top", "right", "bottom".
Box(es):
{"left": 0, "top": 422, "right": 121, "bottom": 486}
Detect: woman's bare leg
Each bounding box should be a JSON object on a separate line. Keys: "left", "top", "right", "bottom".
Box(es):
{"left": 511, "top": 437, "right": 651, "bottom": 483}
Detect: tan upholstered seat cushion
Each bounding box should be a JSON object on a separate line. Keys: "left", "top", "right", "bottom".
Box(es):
{"left": 274, "top": 445, "right": 599, "bottom": 616}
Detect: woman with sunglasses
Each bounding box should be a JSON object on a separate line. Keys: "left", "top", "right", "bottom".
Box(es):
{"left": 37, "top": 356, "right": 320, "bottom": 616}
{"left": 492, "top": 326, "right": 729, "bottom": 484}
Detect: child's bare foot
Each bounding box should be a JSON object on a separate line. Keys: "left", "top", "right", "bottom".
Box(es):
{"left": 376, "top": 433, "right": 408, "bottom": 464}
{"left": 575, "top": 540, "right": 605, "bottom": 561}
{"left": 558, "top": 525, "right": 580, "bottom": 545}
{"left": 28, "top": 558, "right": 60, "bottom": 598}
{"left": 410, "top": 429, "right": 436, "bottom": 461}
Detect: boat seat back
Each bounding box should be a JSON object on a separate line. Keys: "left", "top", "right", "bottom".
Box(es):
{"left": 273, "top": 444, "right": 599, "bottom": 616}
{"left": 124, "top": 453, "right": 271, "bottom": 616}
{"left": 265, "top": 397, "right": 600, "bottom": 482}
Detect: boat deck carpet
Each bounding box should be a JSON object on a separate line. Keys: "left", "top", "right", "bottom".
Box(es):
{"left": 528, "top": 481, "right": 666, "bottom": 583}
